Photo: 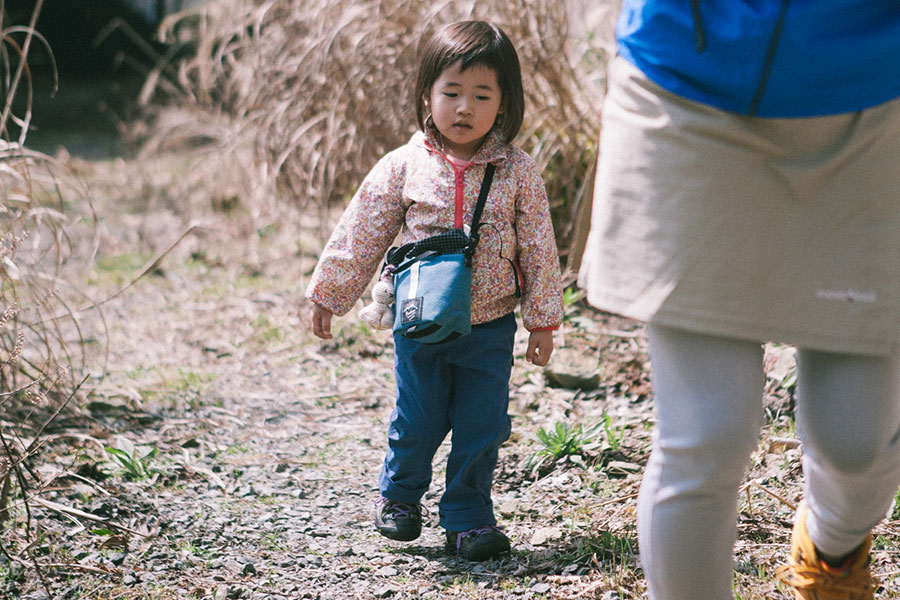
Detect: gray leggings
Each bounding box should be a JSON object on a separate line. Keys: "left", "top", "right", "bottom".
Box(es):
{"left": 640, "top": 324, "right": 900, "bottom": 600}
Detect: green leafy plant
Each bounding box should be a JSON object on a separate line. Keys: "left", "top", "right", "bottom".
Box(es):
{"left": 562, "top": 286, "right": 586, "bottom": 325}
{"left": 523, "top": 421, "right": 605, "bottom": 474}
{"left": 105, "top": 438, "right": 158, "bottom": 481}
{"left": 562, "top": 286, "right": 584, "bottom": 309}
{"left": 524, "top": 413, "right": 629, "bottom": 475}
{"left": 570, "top": 529, "right": 636, "bottom": 565}
{"left": 544, "top": 422, "right": 596, "bottom": 456}
{"left": 602, "top": 411, "right": 626, "bottom": 452}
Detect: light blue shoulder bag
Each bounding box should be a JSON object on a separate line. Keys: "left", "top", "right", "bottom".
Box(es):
{"left": 388, "top": 163, "right": 495, "bottom": 344}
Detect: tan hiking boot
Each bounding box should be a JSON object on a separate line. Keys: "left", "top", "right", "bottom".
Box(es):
{"left": 777, "top": 502, "right": 875, "bottom": 600}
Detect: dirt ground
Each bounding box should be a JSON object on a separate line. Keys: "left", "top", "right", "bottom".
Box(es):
{"left": 4, "top": 152, "right": 900, "bottom": 600}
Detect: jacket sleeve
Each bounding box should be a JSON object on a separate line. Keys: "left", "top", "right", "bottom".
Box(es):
{"left": 514, "top": 158, "right": 565, "bottom": 331}
{"left": 305, "top": 155, "right": 406, "bottom": 315}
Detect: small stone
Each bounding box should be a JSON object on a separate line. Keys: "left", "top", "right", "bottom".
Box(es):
{"left": 531, "top": 582, "right": 552, "bottom": 594}
{"left": 497, "top": 498, "right": 518, "bottom": 515}
{"left": 543, "top": 348, "right": 600, "bottom": 390}
{"left": 375, "top": 584, "right": 401, "bottom": 598}
{"left": 375, "top": 565, "right": 398, "bottom": 577}
{"left": 530, "top": 526, "right": 563, "bottom": 546}
{"left": 228, "top": 586, "right": 249, "bottom": 599}
{"left": 225, "top": 558, "right": 242, "bottom": 571}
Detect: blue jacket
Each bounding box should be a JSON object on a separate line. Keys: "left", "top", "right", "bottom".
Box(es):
{"left": 617, "top": 0, "right": 900, "bottom": 117}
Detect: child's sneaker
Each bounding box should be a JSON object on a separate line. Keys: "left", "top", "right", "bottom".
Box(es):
{"left": 374, "top": 497, "right": 423, "bottom": 541}
{"left": 776, "top": 502, "right": 875, "bottom": 600}
{"left": 445, "top": 525, "right": 510, "bottom": 561}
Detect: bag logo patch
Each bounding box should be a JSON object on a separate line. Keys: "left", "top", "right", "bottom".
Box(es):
{"left": 400, "top": 297, "right": 423, "bottom": 325}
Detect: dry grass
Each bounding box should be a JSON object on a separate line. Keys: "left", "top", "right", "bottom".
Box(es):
{"left": 0, "top": 3, "right": 100, "bottom": 588}
{"left": 137, "top": 0, "right": 610, "bottom": 254}
{"left": 0, "top": 3, "right": 98, "bottom": 397}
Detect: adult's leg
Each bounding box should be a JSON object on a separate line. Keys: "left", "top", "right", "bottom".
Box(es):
{"left": 795, "top": 349, "right": 900, "bottom": 558}
{"left": 439, "top": 314, "right": 517, "bottom": 531}
{"left": 641, "top": 324, "right": 766, "bottom": 600}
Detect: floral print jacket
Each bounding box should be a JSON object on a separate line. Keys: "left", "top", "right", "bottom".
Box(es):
{"left": 305, "top": 125, "right": 564, "bottom": 332}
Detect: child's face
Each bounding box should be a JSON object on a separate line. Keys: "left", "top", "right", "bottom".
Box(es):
{"left": 427, "top": 61, "right": 503, "bottom": 161}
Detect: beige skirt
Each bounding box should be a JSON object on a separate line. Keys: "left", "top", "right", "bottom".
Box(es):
{"left": 578, "top": 57, "right": 900, "bottom": 356}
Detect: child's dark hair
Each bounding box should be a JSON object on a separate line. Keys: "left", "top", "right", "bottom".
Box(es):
{"left": 414, "top": 21, "right": 524, "bottom": 144}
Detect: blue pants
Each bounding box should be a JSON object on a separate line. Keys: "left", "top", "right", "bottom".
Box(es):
{"left": 379, "top": 313, "right": 517, "bottom": 531}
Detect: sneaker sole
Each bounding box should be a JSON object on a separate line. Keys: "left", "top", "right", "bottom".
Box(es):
{"left": 376, "top": 525, "right": 421, "bottom": 542}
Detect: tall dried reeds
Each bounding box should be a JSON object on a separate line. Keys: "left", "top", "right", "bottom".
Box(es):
{"left": 1, "top": 2, "right": 96, "bottom": 582}
{"left": 0, "top": 0, "right": 94, "bottom": 396}
{"left": 140, "top": 0, "right": 611, "bottom": 257}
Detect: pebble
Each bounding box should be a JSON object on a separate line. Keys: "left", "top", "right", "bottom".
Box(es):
{"left": 531, "top": 582, "right": 552, "bottom": 594}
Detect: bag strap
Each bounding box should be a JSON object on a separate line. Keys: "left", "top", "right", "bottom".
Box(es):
{"left": 465, "top": 163, "right": 495, "bottom": 260}
{"left": 468, "top": 163, "right": 495, "bottom": 246}
{"left": 387, "top": 163, "right": 496, "bottom": 269}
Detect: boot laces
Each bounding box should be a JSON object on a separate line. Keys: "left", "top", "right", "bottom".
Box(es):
{"left": 777, "top": 552, "right": 874, "bottom": 599}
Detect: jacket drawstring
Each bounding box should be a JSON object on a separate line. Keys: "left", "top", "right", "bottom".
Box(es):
{"left": 691, "top": 0, "right": 707, "bottom": 53}
{"left": 748, "top": 0, "right": 791, "bottom": 116}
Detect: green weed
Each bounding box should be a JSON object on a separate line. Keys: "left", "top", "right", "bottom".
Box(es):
{"left": 602, "top": 411, "right": 626, "bottom": 452}
{"left": 171, "top": 368, "right": 217, "bottom": 392}
{"left": 562, "top": 286, "right": 587, "bottom": 326}
{"left": 104, "top": 438, "right": 158, "bottom": 481}
{"left": 522, "top": 421, "right": 605, "bottom": 474}
{"left": 571, "top": 529, "right": 636, "bottom": 564}
{"left": 92, "top": 251, "right": 154, "bottom": 286}
{"left": 442, "top": 574, "right": 478, "bottom": 597}
{"left": 524, "top": 414, "right": 629, "bottom": 475}
{"left": 563, "top": 286, "right": 584, "bottom": 308}
{"left": 260, "top": 531, "right": 284, "bottom": 551}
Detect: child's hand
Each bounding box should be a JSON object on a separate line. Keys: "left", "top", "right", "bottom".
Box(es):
{"left": 526, "top": 330, "right": 554, "bottom": 366}
{"left": 311, "top": 303, "right": 334, "bottom": 340}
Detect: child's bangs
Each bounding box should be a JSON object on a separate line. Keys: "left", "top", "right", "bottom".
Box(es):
{"left": 458, "top": 51, "right": 500, "bottom": 73}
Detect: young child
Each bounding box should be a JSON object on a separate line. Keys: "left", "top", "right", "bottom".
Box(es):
{"left": 305, "top": 21, "right": 564, "bottom": 561}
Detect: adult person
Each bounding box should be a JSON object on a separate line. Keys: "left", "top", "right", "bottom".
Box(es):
{"left": 578, "top": 2, "right": 900, "bottom": 598}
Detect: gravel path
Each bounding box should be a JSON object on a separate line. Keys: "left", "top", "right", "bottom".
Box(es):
{"left": 15, "top": 158, "right": 899, "bottom": 600}
{"left": 6, "top": 191, "right": 655, "bottom": 600}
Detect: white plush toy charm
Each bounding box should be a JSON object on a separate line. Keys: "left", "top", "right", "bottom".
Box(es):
{"left": 359, "top": 269, "right": 395, "bottom": 330}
